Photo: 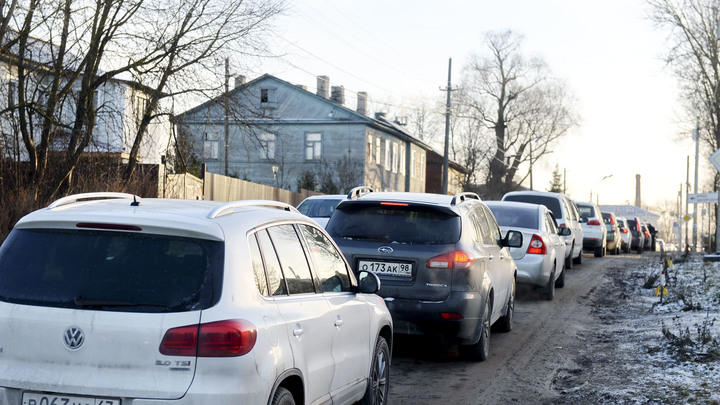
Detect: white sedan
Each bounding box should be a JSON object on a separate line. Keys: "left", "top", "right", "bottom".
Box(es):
{"left": 486, "top": 201, "right": 570, "bottom": 300}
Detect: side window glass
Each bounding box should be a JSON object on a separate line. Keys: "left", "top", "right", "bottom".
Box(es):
{"left": 267, "top": 225, "right": 316, "bottom": 294}
{"left": 470, "top": 209, "right": 489, "bottom": 244}
{"left": 482, "top": 206, "right": 502, "bottom": 245}
{"left": 256, "top": 229, "right": 286, "bottom": 296}
{"left": 299, "top": 225, "right": 352, "bottom": 293}
{"left": 248, "top": 233, "right": 269, "bottom": 296}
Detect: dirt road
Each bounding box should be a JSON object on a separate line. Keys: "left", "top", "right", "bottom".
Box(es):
{"left": 387, "top": 253, "right": 643, "bottom": 404}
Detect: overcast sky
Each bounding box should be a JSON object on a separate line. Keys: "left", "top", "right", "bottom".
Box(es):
{"left": 246, "top": 0, "right": 702, "bottom": 209}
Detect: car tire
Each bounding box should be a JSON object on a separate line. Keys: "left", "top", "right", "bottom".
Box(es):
{"left": 359, "top": 336, "right": 390, "bottom": 405}
{"left": 573, "top": 247, "right": 583, "bottom": 265}
{"left": 542, "top": 267, "right": 555, "bottom": 300}
{"left": 565, "top": 243, "right": 574, "bottom": 269}
{"left": 271, "top": 387, "right": 296, "bottom": 405}
{"left": 594, "top": 246, "right": 603, "bottom": 257}
{"left": 496, "top": 278, "right": 515, "bottom": 333}
{"left": 555, "top": 263, "right": 565, "bottom": 288}
{"left": 459, "top": 295, "right": 491, "bottom": 362}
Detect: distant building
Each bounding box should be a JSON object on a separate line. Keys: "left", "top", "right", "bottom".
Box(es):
{"left": 176, "top": 74, "right": 464, "bottom": 193}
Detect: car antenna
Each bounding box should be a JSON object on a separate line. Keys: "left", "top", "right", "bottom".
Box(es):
{"left": 131, "top": 195, "right": 140, "bottom": 207}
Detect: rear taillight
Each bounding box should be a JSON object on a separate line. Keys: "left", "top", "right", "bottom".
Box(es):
{"left": 527, "top": 234, "right": 547, "bottom": 255}
{"left": 644, "top": 231, "right": 650, "bottom": 238}
{"left": 160, "top": 320, "right": 257, "bottom": 357}
{"left": 427, "top": 251, "right": 475, "bottom": 269}
{"left": 587, "top": 220, "right": 602, "bottom": 226}
{"left": 620, "top": 228, "right": 628, "bottom": 233}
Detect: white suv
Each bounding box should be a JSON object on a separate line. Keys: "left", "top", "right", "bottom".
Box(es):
{"left": 0, "top": 193, "right": 392, "bottom": 405}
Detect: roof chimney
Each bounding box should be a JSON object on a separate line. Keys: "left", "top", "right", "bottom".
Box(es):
{"left": 635, "top": 174, "right": 641, "bottom": 207}
{"left": 331, "top": 85, "right": 345, "bottom": 105}
{"left": 234, "top": 75, "right": 246, "bottom": 88}
{"left": 357, "top": 92, "right": 367, "bottom": 115}
{"left": 316, "top": 76, "right": 329, "bottom": 98}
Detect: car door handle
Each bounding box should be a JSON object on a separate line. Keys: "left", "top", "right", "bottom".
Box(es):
{"left": 293, "top": 326, "right": 304, "bottom": 337}
{"left": 334, "top": 317, "right": 344, "bottom": 328}
{"left": 489, "top": 254, "right": 494, "bottom": 261}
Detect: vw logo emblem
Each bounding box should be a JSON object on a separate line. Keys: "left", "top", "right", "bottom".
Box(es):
{"left": 378, "top": 246, "right": 393, "bottom": 254}
{"left": 63, "top": 327, "right": 85, "bottom": 350}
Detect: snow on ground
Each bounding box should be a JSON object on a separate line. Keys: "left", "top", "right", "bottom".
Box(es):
{"left": 554, "top": 252, "right": 720, "bottom": 404}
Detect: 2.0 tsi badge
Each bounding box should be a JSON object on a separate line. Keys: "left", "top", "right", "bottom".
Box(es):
{"left": 63, "top": 326, "right": 85, "bottom": 350}
{"left": 378, "top": 246, "right": 393, "bottom": 254}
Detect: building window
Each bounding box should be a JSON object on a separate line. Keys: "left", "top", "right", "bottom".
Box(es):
{"left": 400, "top": 144, "right": 406, "bottom": 176}
{"left": 411, "top": 150, "right": 417, "bottom": 177}
{"left": 391, "top": 142, "right": 398, "bottom": 173}
{"left": 367, "top": 135, "right": 373, "bottom": 161}
{"left": 259, "top": 132, "right": 276, "bottom": 160}
{"left": 134, "top": 94, "right": 148, "bottom": 127}
{"left": 260, "top": 88, "right": 277, "bottom": 107}
{"left": 203, "top": 132, "right": 219, "bottom": 160}
{"left": 7, "top": 80, "right": 18, "bottom": 107}
{"left": 384, "top": 139, "right": 390, "bottom": 171}
{"left": 420, "top": 153, "right": 426, "bottom": 180}
{"left": 305, "top": 132, "right": 322, "bottom": 160}
{"left": 375, "top": 138, "right": 381, "bottom": 165}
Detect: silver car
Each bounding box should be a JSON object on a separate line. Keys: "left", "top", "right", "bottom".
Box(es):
{"left": 486, "top": 201, "right": 570, "bottom": 300}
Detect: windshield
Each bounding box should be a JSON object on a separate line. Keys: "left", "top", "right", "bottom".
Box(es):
{"left": 327, "top": 203, "right": 461, "bottom": 244}
{"left": 488, "top": 205, "right": 539, "bottom": 229}
{"left": 0, "top": 229, "right": 224, "bottom": 312}
{"left": 297, "top": 198, "right": 343, "bottom": 218}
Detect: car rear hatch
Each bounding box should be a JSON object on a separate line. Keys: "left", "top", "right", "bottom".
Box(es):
{"left": 327, "top": 201, "right": 461, "bottom": 302}
{"left": 0, "top": 228, "right": 224, "bottom": 400}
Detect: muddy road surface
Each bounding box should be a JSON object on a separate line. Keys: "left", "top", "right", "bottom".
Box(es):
{"left": 386, "top": 252, "right": 650, "bottom": 404}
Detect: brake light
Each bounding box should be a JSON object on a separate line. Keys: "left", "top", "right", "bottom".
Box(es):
{"left": 527, "top": 234, "right": 547, "bottom": 254}
{"left": 160, "top": 320, "right": 257, "bottom": 357}
{"left": 587, "top": 220, "right": 602, "bottom": 226}
{"left": 644, "top": 231, "right": 650, "bottom": 238}
{"left": 380, "top": 202, "right": 408, "bottom": 206}
{"left": 427, "top": 251, "right": 475, "bottom": 269}
{"left": 441, "top": 312, "right": 463, "bottom": 320}
{"left": 620, "top": 228, "right": 628, "bottom": 233}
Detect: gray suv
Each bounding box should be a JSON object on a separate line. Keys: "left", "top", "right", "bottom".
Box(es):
{"left": 326, "top": 190, "right": 522, "bottom": 361}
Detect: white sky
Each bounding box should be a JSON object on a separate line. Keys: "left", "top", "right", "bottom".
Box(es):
{"left": 244, "top": 0, "right": 704, "bottom": 209}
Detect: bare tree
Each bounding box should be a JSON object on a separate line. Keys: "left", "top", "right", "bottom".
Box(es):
{"left": 460, "top": 30, "right": 577, "bottom": 199}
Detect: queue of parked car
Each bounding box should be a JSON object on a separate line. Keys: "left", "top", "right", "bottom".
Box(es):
{"left": 0, "top": 188, "right": 659, "bottom": 405}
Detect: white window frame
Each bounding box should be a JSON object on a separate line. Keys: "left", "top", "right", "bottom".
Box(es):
{"left": 420, "top": 153, "right": 426, "bottom": 180}
{"left": 391, "top": 142, "right": 398, "bottom": 173}
{"left": 411, "top": 150, "right": 417, "bottom": 177}
{"left": 400, "top": 144, "right": 406, "bottom": 176}
{"left": 384, "top": 139, "right": 390, "bottom": 171}
{"left": 375, "top": 138, "right": 381, "bottom": 165}
{"left": 203, "top": 132, "right": 220, "bottom": 160}
{"left": 259, "top": 132, "right": 276, "bottom": 160}
{"left": 305, "top": 132, "right": 322, "bottom": 160}
{"left": 367, "top": 135, "right": 373, "bottom": 161}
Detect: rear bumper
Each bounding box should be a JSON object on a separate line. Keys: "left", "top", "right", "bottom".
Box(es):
{"left": 583, "top": 237, "right": 604, "bottom": 249}
{"left": 383, "top": 291, "right": 485, "bottom": 345}
{"left": 515, "top": 255, "right": 551, "bottom": 287}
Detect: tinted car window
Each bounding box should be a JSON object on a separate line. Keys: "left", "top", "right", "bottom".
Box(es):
{"left": 0, "top": 229, "right": 223, "bottom": 312}
{"left": 577, "top": 205, "right": 595, "bottom": 219}
{"left": 249, "top": 234, "right": 269, "bottom": 296}
{"left": 328, "top": 203, "right": 461, "bottom": 244}
{"left": 627, "top": 220, "right": 639, "bottom": 231}
{"left": 297, "top": 198, "right": 343, "bottom": 218}
{"left": 503, "top": 195, "right": 563, "bottom": 220}
{"left": 267, "top": 225, "right": 315, "bottom": 294}
{"left": 299, "top": 225, "right": 352, "bottom": 293}
{"left": 488, "top": 205, "right": 538, "bottom": 229}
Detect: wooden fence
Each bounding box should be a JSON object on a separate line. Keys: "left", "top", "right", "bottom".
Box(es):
{"left": 201, "top": 171, "right": 321, "bottom": 205}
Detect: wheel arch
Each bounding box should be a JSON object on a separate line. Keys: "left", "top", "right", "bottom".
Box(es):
{"left": 268, "top": 369, "right": 304, "bottom": 405}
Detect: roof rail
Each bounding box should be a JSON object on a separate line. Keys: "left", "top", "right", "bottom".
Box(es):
{"left": 450, "top": 192, "right": 480, "bottom": 205}
{"left": 347, "top": 186, "right": 374, "bottom": 200}
{"left": 208, "top": 200, "right": 299, "bottom": 219}
{"left": 48, "top": 192, "right": 137, "bottom": 209}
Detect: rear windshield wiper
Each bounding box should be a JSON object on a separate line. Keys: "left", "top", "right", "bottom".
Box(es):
{"left": 341, "top": 234, "right": 390, "bottom": 241}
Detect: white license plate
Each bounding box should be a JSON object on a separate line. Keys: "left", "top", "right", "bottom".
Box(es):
{"left": 22, "top": 392, "right": 121, "bottom": 405}
{"left": 358, "top": 260, "right": 412, "bottom": 277}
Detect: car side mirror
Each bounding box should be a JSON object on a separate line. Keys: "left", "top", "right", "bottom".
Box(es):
{"left": 503, "top": 230, "right": 523, "bottom": 248}
{"left": 558, "top": 227, "right": 572, "bottom": 236}
{"left": 357, "top": 270, "right": 381, "bottom": 294}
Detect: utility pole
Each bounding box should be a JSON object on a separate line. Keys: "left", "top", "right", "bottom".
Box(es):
{"left": 686, "top": 155, "right": 690, "bottom": 254}
{"left": 224, "top": 58, "right": 230, "bottom": 176}
{"left": 441, "top": 58, "right": 453, "bottom": 195}
{"left": 693, "top": 118, "right": 699, "bottom": 251}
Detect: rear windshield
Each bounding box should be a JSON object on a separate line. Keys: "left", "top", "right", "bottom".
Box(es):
{"left": 503, "top": 195, "right": 563, "bottom": 220}
{"left": 577, "top": 205, "right": 596, "bottom": 220}
{"left": 0, "top": 229, "right": 224, "bottom": 313}
{"left": 488, "top": 205, "right": 539, "bottom": 229}
{"left": 627, "top": 220, "right": 638, "bottom": 231}
{"left": 297, "top": 198, "right": 343, "bottom": 218}
{"left": 327, "top": 203, "right": 461, "bottom": 244}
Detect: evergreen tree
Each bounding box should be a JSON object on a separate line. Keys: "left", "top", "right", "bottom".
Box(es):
{"left": 548, "top": 164, "right": 564, "bottom": 193}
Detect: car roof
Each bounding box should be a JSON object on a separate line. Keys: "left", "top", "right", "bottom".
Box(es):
{"left": 341, "top": 191, "right": 480, "bottom": 207}
{"left": 15, "top": 194, "right": 310, "bottom": 241}
{"left": 503, "top": 190, "right": 569, "bottom": 200}
{"left": 300, "top": 194, "right": 346, "bottom": 201}
{"left": 485, "top": 200, "right": 546, "bottom": 213}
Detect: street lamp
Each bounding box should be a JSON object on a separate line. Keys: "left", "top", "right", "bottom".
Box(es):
{"left": 589, "top": 174, "right": 613, "bottom": 203}
{"left": 272, "top": 165, "right": 278, "bottom": 188}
